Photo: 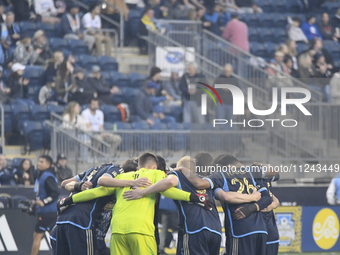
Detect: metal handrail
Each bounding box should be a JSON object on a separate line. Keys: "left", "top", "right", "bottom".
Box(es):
{"left": 0, "top": 104, "right": 4, "bottom": 153}
{"left": 100, "top": 28, "right": 119, "bottom": 57}
{"left": 71, "top": 0, "right": 124, "bottom": 49}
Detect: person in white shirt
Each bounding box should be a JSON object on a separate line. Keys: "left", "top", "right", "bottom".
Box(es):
{"left": 82, "top": 3, "right": 112, "bottom": 56}
{"left": 34, "top": 0, "right": 65, "bottom": 24}
{"left": 62, "top": 101, "right": 87, "bottom": 131}
{"left": 81, "top": 98, "right": 121, "bottom": 152}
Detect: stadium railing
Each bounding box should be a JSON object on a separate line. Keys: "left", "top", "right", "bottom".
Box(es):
{"left": 0, "top": 104, "right": 5, "bottom": 151}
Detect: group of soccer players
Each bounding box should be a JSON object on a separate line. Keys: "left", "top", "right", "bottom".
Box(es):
{"left": 50, "top": 151, "right": 280, "bottom": 255}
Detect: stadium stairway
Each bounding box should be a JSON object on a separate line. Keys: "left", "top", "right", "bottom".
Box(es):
{"left": 112, "top": 47, "right": 149, "bottom": 75}
{"left": 3, "top": 145, "right": 38, "bottom": 164}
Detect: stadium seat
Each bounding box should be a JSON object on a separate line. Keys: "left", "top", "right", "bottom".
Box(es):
{"left": 129, "top": 73, "right": 146, "bottom": 88}
{"left": 112, "top": 72, "right": 131, "bottom": 87}
{"left": 131, "top": 121, "right": 151, "bottom": 150}
{"left": 42, "top": 122, "right": 51, "bottom": 150}
{"left": 296, "top": 42, "right": 309, "bottom": 54}
{"left": 286, "top": 1, "right": 301, "bottom": 13}
{"left": 47, "top": 105, "right": 65, "bottom": 116}
{"left": 19, "top": 21, "right": 37, "bottom": 38}
{"left": 323, "top": 40, "right": 340, "bottom": 59}
{"left": 258, "top": 14, "right": 273, "bottom": 28}
{"left": 273, "top": 0, "right": 287, "bottom": 12}
{"left": 167, "top": 122, "right": 186, "bottom": 151}
{"left": 101, "top": 105, "right": 122, "bottom": 122}
{"left": 67, "top": 39, "right": 89, "bottom": 55}
{"left": 250, "top": 42, "right": 267, "bottom": 58}
{"left": 256, "top": 0, "right": 274, "bottom": 13}
{"left": 258, "top": 28, "right": 275, "bottom": 43}
{"left": 30, "top": 105, "right": 50, "bottom": 121}
{"left": 37, "top": 23, "right": 57, "bottom": 38}
{"left": 272, "top": 14, "right": 287, "bottom": 28}
{"left": 120, "top": 87, "right": 140, "bottom": 104}
{"left": 131, "top": 121, "right": 150, "bottom": 130}
{"left": 0, "top": 104, "right": 13, "bottom": 132}
{"left": 114, "top": 121, "right": 133, "bottom": 151}
{"left": 12, "top": 158, "right": 24, "bottom": 169}
{"left": 27, "top": 86, "right": 41, "bottom": 104}
{"left": 248, "top": 28, "right": 260, "bottom": 43}
{"left": 240, "top": 13, "right": 259, "bottom": 27}
{"left": 49, "top": 38, "right": 69, "bottom": 51}
{"left": 150, "top": 123, "right": 167, "bottom": 130}
{"left": 79, "top": 55, "right": 99, "bottom": 71}
{"left": 264, "top": 42, "right": 277, "bottom": 59}
{"left": 101, "top": 71, "right": 113, "bottom": 84}
{"left": 97, "top": 56, "right": 119, "bottom": 72}
{"left": 23, "top": 121, "right": 45, "bottom": 152}
{"left": 274, "top": 29, "right": 287, "bottom": 44}
{"left": 23, "top": 66, "right": 45, "bottom": 87}
{"left": 12, "top": 104, "right": 31, "bottom": 132}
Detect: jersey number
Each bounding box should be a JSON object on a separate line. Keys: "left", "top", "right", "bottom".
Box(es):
{"left": 231, "top": 178, "right": 255, "bottom": 194}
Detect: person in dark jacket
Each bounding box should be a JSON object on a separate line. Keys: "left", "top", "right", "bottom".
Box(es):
{"left": 179, "top": 62, "right": 206, "bottom": 123}
{"left": 0, "top": 154, "right": 15, "bottom": 186}
{"left": 13, "top": 158, "right": 35, "bottom": 186}
{"left": 55, "top": 153, "right": 72, "bottom": 185}
{"left": 44, "top": 51, "right": 64, "bottom": 83}
{"left": 12, "top": 0, "right": 38, "bottom": 22}
{"left": 7, "top": 63, "right": 30, "bottom": 99}
{"left": 30, "top": 155, "right": 59, "bottom": 255}
{"left": 60, "top": 2, "right": 85, "bottom": 42}
{"left": 311, "top": 37, "right": 333, "bottom": 71}
{"left": 87, "top": 65, "right": 121, "bottom": 105}
{"left": 318, "top": 12, "right": 337, "bottom": 41}
{"left": 214, "top": 63, "right": 239, "bottom": 121}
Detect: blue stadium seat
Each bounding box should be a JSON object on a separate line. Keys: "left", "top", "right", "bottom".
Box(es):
{"left": 67, "top": 39, "right": 89, "bottom": 55}
{"left": 129, "top": 73, "right": 146, "bottom": 88}
{"left": 240, "top": 13, "right": 259, "bottom": 27}
{"left": 131, "top": 121, "right": 151, "bottom": 150}
{"left": 296, "top": 42, "right": 309, "bottom": 54}
{"left": 79, "top": 55, "right": 99, "bottom": 71}
{"left": 114, "top": 121, "right": 132, "bottom": 151}
{"left": 2, "top": 68, "right": 12, "bottom": 82}
{"left": 97, "top": 56, "right": 119, "bottom": 72}
{"left": 272, "top": 14, "right": 287, "bottom": 28}
{"left": 27, "top": 86, "right": 41, "bottom": 104}
{"left": 264, "top": 42, "right": 277, "bottom": 59}
{"left": 112, "top": 72, "right": 131, "bottom": 87}
{"left": 128, "top": 9, "right": 142, "bottom": 19}
{"left": 101, "top": 71, "right": 113, "bottom": 84}
{"left": 273, "top": 0, "right": 287, "bottom": 12}
{"left": 150, "top": 123, "right": 167, "bottom": 130}
{"left": 47, "top": 105, "right": 65, "bottom": 116}
{"left": 256, "top": 0, "right": 274, "bottom": 13}
{"left": 167, "top": 122, "right": 186, "bottom": 151}
{"left": 12, "top": 104, "right": 31, "bottom": 132}
{"left": 274, "top": 29, "right": 287, "bottom": 43}
{"left": 0, "top": 104, "right": 13, "bottom": 132}
{"left": 19, "top": 21, "right": 37, "bottom": 38}
{"left": 12, "top": 158, "right": 24, "bottom": 169}
{"left": 131, "top": 121, "right": 150, "bottom": 129}
{"left": 37, "top": 23, "right": 57, "bottom": 38}
{"left": 250, "top": 42, "right": 267, "bottom": 58}
{"left": 248, "top": 28, "right": 260, "bottom": 42}
{"left": 258, "top": 28, "right": 275, "bottom": 43}
{"left": 23, "top": 66, "right": 45, "bottom": 86}
{"left": 30, "top": 105, "right": 50, "bottom": 121}
{"left": 286, "top": 1, "right": 301, "bottom": 13}
{"left": 115, "top": 121, "right": 132, "bottom": 130}
{"left": 323, "top": 40, "right": 340, "bottom": 58}
{"left": 127, "top": 17, "right": 141, "bottom": 38}
{"left": 120, "top": 87, "right": 140, "bottom": 104}
{"left": 101, "top": 105, "right": 122, "bottom": 122}
{"left": 49, "top": 38, "right": 69, "bottom": 51}
{"left": 258, "top": 14, "right": 273, "bottom": 28}
{"left": 23, "top": 121, "right": 45, "bottom": 152}
{"left": 42, "top": 122, "right": 51, "bottom": 150}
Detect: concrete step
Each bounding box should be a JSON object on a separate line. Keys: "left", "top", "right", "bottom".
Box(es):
{"left": 117, "top": 54, "right": 149, "bottom": 74}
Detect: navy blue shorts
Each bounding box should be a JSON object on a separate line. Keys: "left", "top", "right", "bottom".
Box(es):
{"left": 225, "top": 233, "right": 267, "bottom": 255}
{"left": 177, "top": 229, "right": 221, "bottom": 255}
{"left": 50, "top": 224, "right": 96, "bottom": 255}
{"left": 266, "top": 242, "right": 279, "bottom": 255}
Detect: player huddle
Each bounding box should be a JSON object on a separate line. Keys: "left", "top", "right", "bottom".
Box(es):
{"left": 50, "top": 152, "right": 280, "bottom": 255}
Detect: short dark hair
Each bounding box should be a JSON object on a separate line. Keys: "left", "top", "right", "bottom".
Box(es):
{"left": 311, "top": 37, "right": 321, "bottom": 48}
{"left": 39, "top": 155, "right": 53, "bottom": 167}
{"left": 89, "top": 3, "right": 101, "bottom": 12}
{"left": 195, "top": 152, "right": 213, "bottom": 167}
{"left": 90, "top": 98, "right": 99, "bottom": 104}
{"left": 213, "top": 154, "right": 239, "bottom": 166}
{"left": 138, "top": 152, "right": 158, "bottom": 168}
{"left": 156, "top": 155, "right": 167, "bottom": 172}
{"left": 121, "top": 158, "right": 138, "bottom": 172}
{"left": 292, "top": 16, "right": 301, "bottom": 24}
{"left": 283, "top": 55, "right": 292, "bottom": 64}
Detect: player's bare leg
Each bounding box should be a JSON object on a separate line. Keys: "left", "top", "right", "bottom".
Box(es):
{"left": 30, "top": 232, "right": 44, "bottom": 255}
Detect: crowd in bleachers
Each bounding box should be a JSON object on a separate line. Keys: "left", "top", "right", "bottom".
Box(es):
{"left": 0, "top": 153, "right": 72, "bottom": 186}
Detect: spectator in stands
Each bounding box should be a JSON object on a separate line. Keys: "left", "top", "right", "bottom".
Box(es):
{"left": 266, "top": 51, "right": 293, "bottom": 87}
{"left": 30, "top": 155, "right": 58, "bottom": 255}
{"left": 82, "top": 3, "right": 112, "bottom": 56}
{"left": 0, "top": 154, "right": 15, "bottom": 186}
{"left": 13, "top": 0, "right": 38, "bottom": 22}
{"left": 1, "top": 12, "right": 20, "bottom": 48}
{"left": 68, "top": 67, "right": 96, "bottom": 104}
{"left": 287, "top": 16, "right": 309, "bottom": 44}
{"left": 313, "top": 53, "right": 332, "bottom": 101}
{"left": 234, "top": 0, "right": 262, "bottom": 13}
{"left": 8, "top": 63, "right": 29, "bottom": 100}
{"left": 61, "top": 3, "right": 84, "bottom": 42}
{"left": 318, "top": 12, "right": 337, "bottom": 42}
{"left": 45, "top": 51, "right": 64, "bottom": 82}
{"left": 55, "top": 153, "right": 72, "bottom": 185}
{"left": 32, "top": 30, "right": 52, "bottom": 66}
{"left": 276, "top": 44, "right": 289, "bottom": 56}
{"left": 311, "top": 37, "right": 333, "bottom": 71}
{"left": 38, "top": 76, "right": 58, "bottom": 105}
{"left": 286, "top": 39, "right": 298, "bottom": 71}
{"left": 162, "top": 70, "right": 182, "bottom": 104}
{"left": 0, "top": 66, "right": 11, "bottom": 103}
{"left": 222, "top": 12, "right": 249, "bottom": 52}
{"left": 62, "top": 101, "right": 87, "bottom": 130}
{"left": 298, "top": 51, "right": 314, "bottom": 81}
{"left": 131, "top": 80, "right": 175, "bottom": 125}
{"left": 13, "top": 37, "right": 42, "bottom": 65}
{"left": 87, "top": 65, "right": 120, "bottom": 105}
{"left": 330, "top": 71, "right": 340, "bottom": 103}
{"left": 148, "top": 0, "right": 163, "bottom": 19}
{"left": 102, "top": 0, "right": 129, "bottom": 22}
{"left": 139, "top": 7, "right": 157, "bottom": 54}
{"left": 0, "top": 1, "right": 6, "bottom": 23}
{"left": 81, "top": 98, "right": 122, "bottom": 151}
{"left": 182, "top": 0, "right": 206, "bottom": 11}
{"left": 334, "top": 8, "right": 340, "bottom": 33}
{"left": 161, "top": 0, "right": 188, "bottom": 20}
{"left": 13, "top": 159, "right": 35, "bottom": 186}
{"left": 215, "top": 63, "right": 238, "bottom": 120}
{"left": 34, "top": 0, "right": 65, "bottom": 24}
{"left": 301, "top": 15, "right": 322, "bottom": 41}
{"left": 284, "top": 55, "right": 299, "bottom": 78}
{"left": 179, "top": 62, "right": 206, "bottom": 124}
{"left": 55, "top": 53, "right": 75, "bottom": 101}
{"left": 203, "top": 5, "right": 221, "bottom": 35}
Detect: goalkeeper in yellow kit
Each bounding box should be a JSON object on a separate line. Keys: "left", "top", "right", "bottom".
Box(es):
{"left": 57, "top": 152, "right": 213, "bottom": 255}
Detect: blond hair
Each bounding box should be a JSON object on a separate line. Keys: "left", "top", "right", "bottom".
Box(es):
{"left": 177, "top": 156, "right": 196, "bottom": 173}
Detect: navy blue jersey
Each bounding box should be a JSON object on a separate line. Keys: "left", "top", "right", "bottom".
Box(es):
{"left": 170, "top": 171, "right": 222, "bottom": 236}
{"left": 57, "top": 164, "right": 123, "bottom": 229}
{"left": 257, "top": 176, "right": 280, "bottom": 244}
{"left": 205, "top": 167, "right": 269, "bottom": 237}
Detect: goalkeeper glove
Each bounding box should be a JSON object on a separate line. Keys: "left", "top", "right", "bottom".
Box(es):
{"left": 57, "top": 197, "right": 73, "bottom": 215}
{"left": 189, "top": 193, "right": 214, "bottom": 210}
